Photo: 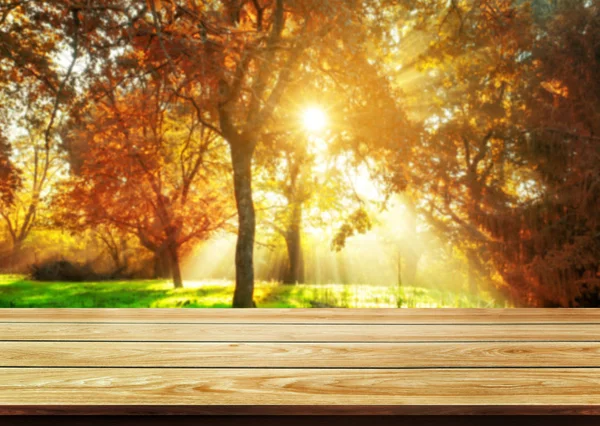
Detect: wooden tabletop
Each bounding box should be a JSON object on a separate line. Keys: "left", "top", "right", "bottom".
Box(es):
{"left": 1, "top": 308, "right": 600, "bottom": 415}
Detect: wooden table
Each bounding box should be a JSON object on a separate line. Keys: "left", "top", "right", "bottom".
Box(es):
{"left": 1, "top": 308, "right": 600, "bottom": 416}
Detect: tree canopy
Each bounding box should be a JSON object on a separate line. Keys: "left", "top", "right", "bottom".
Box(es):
{"left": 1, "top": 0, "right": 599, "bottom": 307}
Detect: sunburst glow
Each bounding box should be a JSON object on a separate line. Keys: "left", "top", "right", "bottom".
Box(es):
{"left": 302, "top": 107, "right": 327, "bottom": 133}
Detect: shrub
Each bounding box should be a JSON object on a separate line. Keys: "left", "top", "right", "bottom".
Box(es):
{"left": 30, "top": 259, "right": 127, "bottom": 282}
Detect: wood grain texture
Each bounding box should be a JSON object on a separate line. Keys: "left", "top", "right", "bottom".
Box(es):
{"left": 1, "top": 323, "right": 599, "bottom": 342}
{"left": 1, "top": 368, "right": 600, "bottom": 406}
{"left": 1, "top": 308, "right": 600, "bottom": 323}
{"left": 3, "top": 341, "right": 600, "bottom": 367}
{"left": 2, "top": 309, "right": 600, "bottom": 415}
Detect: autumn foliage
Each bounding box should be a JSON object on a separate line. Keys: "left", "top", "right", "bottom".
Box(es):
{"left": 1, "top": 0, "right": 599, "bottom": 306}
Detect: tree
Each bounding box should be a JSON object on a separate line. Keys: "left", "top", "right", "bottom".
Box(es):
{"left": 1, "top": 130, "right": 66, "bottom": 266}
{"left": 0, "top": 0, "right": 81, "bottom": 267}
{"left": 494, "top": 0, "right": 600, "bottom": 306}
{"left": 252, "top": 41, "right": 413, "bottom": 284}
{"left": 202, "top": 0, "right": 380, "bottom": 306}
{"left": 395, "top": 0, "right": 537, "bottom": 302}
{"left": 399, "top": 0, "right": 600, "bottom": 306}
{"left": 255, "top": 131, "right": 313, "bottom": 284}
{"left": 58, "top": 73, "right": 232, "bottom": 288}
{"left": 255, "top": 127, "right": 369, "bottom": 285}
{"left": 92, "top": 225, "right": 134, "bottom": 273}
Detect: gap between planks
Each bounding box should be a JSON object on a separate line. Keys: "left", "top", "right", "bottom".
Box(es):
{"left": 2, "top": 308, "right": 600, "bottom": 324}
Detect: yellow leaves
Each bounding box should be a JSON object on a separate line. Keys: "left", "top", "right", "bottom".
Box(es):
{"left": 134, "top": 49, "right": 148, "bottom": 65}
{"left": 224, "top": 55, "right": 237, "bottom": 70}
{"left": 541, "top": 79, "right": 569, "bottom": 98}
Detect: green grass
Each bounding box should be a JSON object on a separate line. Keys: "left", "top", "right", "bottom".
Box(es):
{"left": 0, "top": 275, "right": 505, "bottom": 308}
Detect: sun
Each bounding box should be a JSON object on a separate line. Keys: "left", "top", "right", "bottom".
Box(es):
{"left": 302, "top": 107, "right": 327, "bottom": 133}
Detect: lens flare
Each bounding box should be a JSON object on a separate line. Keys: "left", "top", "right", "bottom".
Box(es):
{"left": 302, "top": 107, "right": 327, "bottom": 132}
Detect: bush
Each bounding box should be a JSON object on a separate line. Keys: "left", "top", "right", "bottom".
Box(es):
{"left": 575, "top": 284, "right": 600, "bottom": 308}
{"left": 30, "top": 259, "right": 126, "bottom": 282}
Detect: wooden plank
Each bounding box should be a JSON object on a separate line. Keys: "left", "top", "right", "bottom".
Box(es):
{"left": 0, "top": 368, "right": 599, "bottom": 407}
{"left": 2, "top": 341, "right": 600, "bottom": 368}
{"left": 1, "top": 308, "right": 600, "bottom": 324}
{"left": 1, "top": 323, "right": 600, "bottom": 342}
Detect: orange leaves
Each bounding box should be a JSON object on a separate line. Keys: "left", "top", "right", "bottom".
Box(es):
{"left": 58, "top": 44, "right": 232, "bottom": 257}
{"left": 540, "top": 79, "right": 569, "bottom": 98}
{"left": 146, "top": 0, "right": 161, "bottom": 11}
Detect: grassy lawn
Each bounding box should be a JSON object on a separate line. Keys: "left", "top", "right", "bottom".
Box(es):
{"left": 0, "top": 275, "right": 505, "bottom": 308}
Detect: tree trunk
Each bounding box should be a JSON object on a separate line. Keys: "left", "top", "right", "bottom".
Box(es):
{"left": 396, "top": 246, "right": 402, "bottom": 287}
{"left": 154, "top": 244, "right": 172, "bottom": 279}
{"left": 468, "top": 256, "right": 478, "bottom": 295}
{"left": 167, "top": 240, "right": 183, "bottom": 289}
{"left": 108, "top": 250, "right": 121, "bottom": 270}
{"left": 283, "top": 203, "right": 304, "bottom": 284}
{"left": 10, "top": 239, "right": 22, "bottom": 272}
{"left": 402, "top": 199, "right": 419, "bottom": 286}
{"left": 230, "top": 143, "right": 256, "bottom": 308}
